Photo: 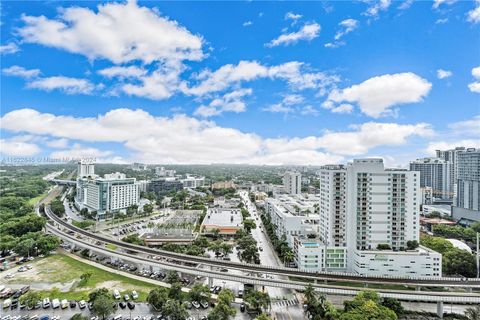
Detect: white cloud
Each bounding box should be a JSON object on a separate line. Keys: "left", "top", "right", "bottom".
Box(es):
{"left": 242, "top": 21, "right": 253, "bottom": 27}
{"left": 426, "top": 140, "right": 480, "bottom": 155}
{"left": 325, "top": 72, "right": 432, "bottom": 118}
{"left": 262, "top": 94, "right": 305, "bottom": 115}
{"left": 332, "top": 104, "right": 354, "bottom": 114}
{"left": 436, "top": 69, "right": 452, "bottom": 79}
{"left": 325, "top": 41, "right": 345, "bottom": 49}
{"left": 262, "top": 103, "right": 294, "bottom": 114}
{"left": 334, "top": 19, "right": 358, "bottom": 40}
{"left": 266, "top": 22, "right": 320, "bottom": 47}
{"left": 186, "top": 60, "right": 338, "bottom": 97}
{"left": 472, "top": 66, "right": 480, "bottom": 79}
{"left": 0, "top": 139, "right": 41, "bottom": 156}
{"left": 0, "top": 108, "right": 433, "bottom": 164}
{"left": 432, "top": 0, "right": 457, "bottom": 9}
{"left": 0, "top": 43, "right": 20, "bottom": 55}
{"left": 50, "top": 144, "right": 113, "bottom": 160}
{"left": 98, "top": 66, "right": 147, "bottom": 79}
{"left": 435, "top": 18, "right": 449, "bottom": 24}
{"left": 363, "top": 0, "right": 391, "bottom": 17}
{"left": 282, "top": 94, "right": 304, "bottom": 105}
{"left": 300, "top": 105, "right": 320, "bottom": 116}
{"left": 46, "top": 138, "right": 69, "bottom": 148}
{"left": 18, "top": 1, "right": 204, "bottom": 65}
{"left": 468, "top": 66, "right": 480, "bottom": 93}
{"left": 3, "top": 65, "right": 41, "bottom": 79}
{"left": 448, "top": 115, "right": 480, "bottom": 136}
{"left": 467, "top": 1, "right": 480, "bottom": 24}
{"left": 194, "top": 89, "right": 252, "bottom": 117}
{"left": 285, "top": 12, "right": 302, "bottom": 20}
{"left": 398, "top": 0, "right": 414, "bottom": 10}
{"left": 27, "top": 76, "right": 96, "bottom": 94}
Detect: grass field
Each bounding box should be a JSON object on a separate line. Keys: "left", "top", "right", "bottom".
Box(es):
{"left": 106, "top": 244, "right": 118, "bottom": 251}
{"left": 27, "top": 192, "right": 47, "bottom": 205}
{"left": 4, "top": 253, "right": 157, "bottom": 301}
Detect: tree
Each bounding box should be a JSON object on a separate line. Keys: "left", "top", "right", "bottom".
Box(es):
{"left": 340, "top": 300, "right": 397, "bottom": 320}
{"left": 80, "top": 271, "right": 93, "bottom": 285}
{"left": 406, "top": 240, "right": 419, "bottom": 250}
{"left": 168, "top": 282, "right": 183, "bottom": 301}
{"left": 443, "top": 248, "right": 476, "bottom": 277}
{"left": 208, "top": 289, "right": 236, "bottom": 320}
{"left": 376, "top": 244, "right": 391, "bottom": 250}
{"left": 70, "top": 314, "right": 89, "bottom": 320}
{"left": 420, "top": 235, "right": 454, "bottom": 254}
{"left": 243, "top": 219, "right": 257, "bottom": 233}
{"left": 161, "top": 300, "right": 189, "bottom": 320}
{"left": 165, "top": 270, "right": 181, "bottom": 284}
{"left": 50, "top": 199, "right": 65, "bottom": 217}
{"left": 254, "top": 314, "right": 272, "bottom": 320}
{"left": 303, "top": 284, "right": 338, "bottom": 320}
{"left": 20, "top": 291, "right": 41, "bottom": 309}
{"left": 244, "top": 290, "right": 270, "bottom": 314}
{"left": 342, "top": 291, "right": 397, "bottom": 320}
{"left": 381, "top": 298, "right": 403, "bottom": 316}
{"left": 121, "top": 234, "right": 145, "bottom": 246}
{"left": 282, "top": 249, "right": 295, "bottom": 265}
{"left": 14, "top": 238, "right": 36, "bottom": 257}
{"left": 147, "top": 287, "right": 169, "bottom": 311}
{"left": 465, "top": 305, "right": 480, "bottom": 320}
{"left": 143, "top": 204, "right": 154, "bottom": 215}
{"left": 189, "top": 284, "right": 211, "bottom": 302}
{"left": 89, "top": 289, "right": 115, "bottom": 320}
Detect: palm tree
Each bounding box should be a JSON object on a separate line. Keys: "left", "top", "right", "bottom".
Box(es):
{"left": 282, "top": 249, "right": 295, "bottom": 265}
{"left": 465, "top": 305, "right": 480, "bottom": 320}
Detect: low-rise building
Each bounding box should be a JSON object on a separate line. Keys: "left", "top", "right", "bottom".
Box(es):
{"left": 155, "top": 167, "right": 176, "bottom": 177}
{"left": 201, "top": 207, "right": 243, "bottom": 235}
{"left": 265, "top": 194, "right": 320, "bottom": 246}
{"left": 352, "top": 246, "right": 442, "bottom": 277}
{"left": 148, "top": 178, "right": 184, "bottom": 196}
{"left": 212, "top": 181, "right": 236, "bottom": 190}
{"left": 181, "top": 175, "right": 205, "bottom": 189}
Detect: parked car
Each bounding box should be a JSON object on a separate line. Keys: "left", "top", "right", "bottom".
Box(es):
{"left": 191, "top": 301, "right": 200, "bottom": 309}
{"left": 42, "top": 298, "right": 50, "bottom": 309}
{"left": 79, "top": 300, "right": 86, "bottom": 309}
{"left": 119, "top": 302, "right": 126, "bottom": 309}
{"left": 200, "top": 301, "right": 209, "bottom": 309}
{"left": 113, "top": 290, "right": 121, "bottom": 300}
{"left": 127, "top": 302, "right": 135, "bottom": 310}
{"left": 51, "top": 299, "right": 60, "bottom": 309}
{"left": 240, "top": 302, "right": 246, "bottom": 312}
{"left": 124, "top": 294, "right": 129, "bottom": 301}
{"left": 69, "top": 300, "right": 76, "bottom": 308}
{"left": 61, "top": 299, "right": 68, "bottom": 309}
{"left": 131, "top": 291, "right": 138, "bottom": 300}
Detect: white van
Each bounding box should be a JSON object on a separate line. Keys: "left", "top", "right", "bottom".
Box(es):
{"left": 3, "top": 299, "right": 12, "bottom": 309}
{"left": 113, "top": 290, "right": 121, "bottom": 300}
{"left": 52, "top": 298, "right": 60, "bottom": 309}
{"left": 61, "top": 299, "right": 68, "bottom": 309}
{"left": 42, "top": 298, "right": 50, "bottom": 309}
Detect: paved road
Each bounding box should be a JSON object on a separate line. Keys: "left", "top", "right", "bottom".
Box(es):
{"left": 239, "top": 191, "right": 305, "bottom": 320}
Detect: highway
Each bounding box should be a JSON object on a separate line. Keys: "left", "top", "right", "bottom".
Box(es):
{"left": 41, "top": 205, "right": 480, "bottom": 306}
{"left": 42, "top": 203, "right": 480, "bottom": 288}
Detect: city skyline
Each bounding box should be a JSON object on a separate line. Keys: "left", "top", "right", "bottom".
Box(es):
{"left": 1, "top": 0, "right": 479, "bottom": 166}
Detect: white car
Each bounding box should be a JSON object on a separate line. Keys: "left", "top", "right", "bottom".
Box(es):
{"left": 113, "top": 290, "right": 121, "bottom": 300}
{"left": 131, "top": 291, "right": 138, "bottom": 300}
{"left": 79, "top": 300, "right": 86, "bottom": 309}
{"left": 42, "top": 298, "right": 50, "bottom": 309}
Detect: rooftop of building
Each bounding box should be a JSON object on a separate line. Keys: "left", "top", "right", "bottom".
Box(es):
{"left": 202, "top": 207, "right": 243, "bottom": 227}
{"left": 267, "top": 194, "right": 320, "bottom": 217}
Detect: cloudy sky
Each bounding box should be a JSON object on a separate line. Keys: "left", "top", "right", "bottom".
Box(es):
{"left": 1, "top": 0, "right": 479, "bottom": 166}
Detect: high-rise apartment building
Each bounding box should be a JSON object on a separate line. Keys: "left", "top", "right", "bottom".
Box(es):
{"left": 75, "top": 163, "right": 140, "bottom": 217}
{"left": 409, "top": 157, "right": 453, "bottom": 200}
{"left": 348, "top": 159, "right": 419, "bottom": 252}
{"left": 456, "top": 148, "right": 480, "bottom": 211}
{"left": 436, "top": 147, "right": 465, "bottom": 198}
{"left": 77, "top": 160, "right": 95, "bottom": 178}
{"left": 318, "top": 165, "right": 347, "bottom": 247}
{"left": 346, "top": 159, "right": 440, "bottom": 277}
{"left": 283, "top": 171, "right": 302, "bottom": 195}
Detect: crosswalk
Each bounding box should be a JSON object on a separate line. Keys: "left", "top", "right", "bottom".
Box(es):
{"left": 271, "top": 297, "right": 300, "bottom": 308}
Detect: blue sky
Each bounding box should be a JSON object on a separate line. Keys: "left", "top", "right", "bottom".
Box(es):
{"left": 0, "top": 0, "right": 479, "bottom": 166}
